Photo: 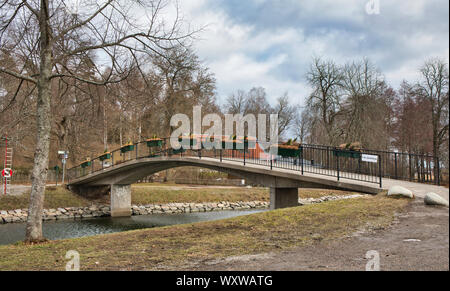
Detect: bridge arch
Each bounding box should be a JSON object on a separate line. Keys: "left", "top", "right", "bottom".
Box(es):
{"left": 68, "top": 157, "right": 381, "bottom": 217}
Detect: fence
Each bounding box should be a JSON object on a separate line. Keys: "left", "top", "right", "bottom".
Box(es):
{"left": 67, "top": 138, "right": 390, "bottom": 188}
{"left": 10, "top": 171, "right": 61, "bottom": 185}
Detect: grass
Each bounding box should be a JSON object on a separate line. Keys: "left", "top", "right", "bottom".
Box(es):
{"left": 1, "top": 184, "right": 357, "bottom": 210}
{"left": 0, "top": 193, "right": 409, "bottom": 270}
{"left": 0, "top": 187, "right": 92, "bottom": 210}
{"left": 131, "top": 185, "right": 269, "bottom": 204}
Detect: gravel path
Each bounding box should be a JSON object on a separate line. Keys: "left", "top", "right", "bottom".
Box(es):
{"left": 187, "top": 200, "right": 449, "bottom": 271}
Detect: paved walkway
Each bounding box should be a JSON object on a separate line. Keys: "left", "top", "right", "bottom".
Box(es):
{"left": 382, "top": 178, "right": 449, "bottom": 201}
{"left": 214, "top": 157, "right": 449, "bottom": 201}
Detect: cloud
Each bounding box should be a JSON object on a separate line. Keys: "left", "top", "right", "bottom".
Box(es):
{"left": 173, "top": 0, "right": 449, "bottom": 106}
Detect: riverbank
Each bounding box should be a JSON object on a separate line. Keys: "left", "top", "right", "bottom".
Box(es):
{"left": 0, "top": 185, "right": 270, "bottom": 211}
{"left": 0, "top": 185, "right": 359, "bottom": 222}
{"left": 1, "top": 201, "right": 269, "bottom": 224}
{"left": 0, "top": 194, "right": 409, "bottom": 270}
{"left": 0, "top": 194, "right": 365, "bottom": 224}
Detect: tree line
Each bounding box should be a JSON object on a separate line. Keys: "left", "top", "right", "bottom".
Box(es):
{"left": 299, "top": 57, "right": 448, "bottom": 167}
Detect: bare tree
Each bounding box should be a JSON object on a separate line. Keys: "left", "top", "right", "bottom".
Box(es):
{"left": 341, "top": 58, "right": 385, "bottom": 147}
{"left": 305, "top": 57, "right": 344, "bottom": 145}
{"left": 418, "top": 58, "right": 449, "bottom": 177}
{"left": 273, "top": 93, "right": 298, "bottom": 138}
{"left": 152, "top": 45, "right": 216, "bottom": 136}
{"left": 0, "top": 0, "right": 194, "bottom": 242}
{"left": 293, "top": 109, "right": 311, "bottom": 144}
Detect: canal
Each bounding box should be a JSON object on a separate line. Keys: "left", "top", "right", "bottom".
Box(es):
{"left": 0, "top": 209, "right": 265, "bottom": 245}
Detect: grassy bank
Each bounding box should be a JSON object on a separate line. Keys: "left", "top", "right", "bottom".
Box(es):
{"left": 0, "top": 187, "right": 91, "bottom": 210}
{"left": 0, "top": 194, "right": 409, "bottom": 270}
{"left": 1, "top": 185, "right": 358, "bottom": 211}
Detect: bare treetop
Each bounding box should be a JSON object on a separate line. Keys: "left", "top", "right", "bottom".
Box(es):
{"left": 0, "top": 0, "right": 195, "bottom": 86}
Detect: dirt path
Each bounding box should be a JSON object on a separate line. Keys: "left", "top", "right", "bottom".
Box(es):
{"left": 5, "top": 185, "right": 31, "bottom": 196}
{"left": 187, "top": 200, "right": 449, "bottom": 271}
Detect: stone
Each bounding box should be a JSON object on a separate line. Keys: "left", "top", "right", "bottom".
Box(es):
{"left": 89, "top": 205, "right": 99, "bottom": 211}
{"left": 424, "top": 193, "right": 449, "bottom": 207}
{"left": 387, "top": 186, "right": 414, "bottom": 199}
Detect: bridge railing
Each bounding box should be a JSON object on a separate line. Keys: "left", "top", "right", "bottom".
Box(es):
{"left": 66, "top": 139, "right": 441, "bottom": 187}
{"left": 67, "top": 139, "right": 383, "bottom": 187}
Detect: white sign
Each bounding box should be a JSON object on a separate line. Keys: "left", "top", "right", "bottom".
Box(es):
{"left": 362, "top": 154, "right": 378, "bottom": 164}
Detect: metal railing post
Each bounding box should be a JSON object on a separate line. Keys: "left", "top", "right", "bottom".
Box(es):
{"left": 379, "top": 154, "right": 382, "bottom": 188}
{"left": 409, "top": 153, "right": 412, "bottom": 181}
{"left": 394, "top": 153, "right": 398, "bottom": 180}
{"left": 300, "top": 146, "right": 304, "bottom": 175}
{"left": 437, "top": 157, "right": 441, "bottom": 186}
{"left": 337, "top": 154, "right": 340, "bottom": 182}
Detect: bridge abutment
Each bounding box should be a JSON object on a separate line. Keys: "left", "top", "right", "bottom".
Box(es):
{"left": 111, "top": 184, "right": 132, "bottom": 217}
{"left": 270, "top": 188, "right": 299, "bottom": 210}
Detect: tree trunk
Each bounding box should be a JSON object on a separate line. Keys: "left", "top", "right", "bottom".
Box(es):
{"left": 25, "top": 0, "right": 53, "bottom": 243}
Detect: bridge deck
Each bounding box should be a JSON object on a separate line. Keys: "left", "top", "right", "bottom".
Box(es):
{"left": 205, "top": 157, "right": 448, "bottom": 200}
{"left": 68, "top": 155, "right": 448, "bottom": 201}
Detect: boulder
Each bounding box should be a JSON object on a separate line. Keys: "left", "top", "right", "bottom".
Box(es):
{"left": 424, "top": 193, "right": 449, "bottom": 207}
{"left": 387, "top": 186, "right": 414, "bottom": 199}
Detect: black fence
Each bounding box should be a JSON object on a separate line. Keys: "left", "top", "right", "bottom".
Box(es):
{"left": 67, "top": 138, "right": 442, "bottom": 187}
{"left": 67, "top": 139, "right": 397, "bottom": 188}
{"left": 363, "top": 149, "right": 440, "bottom": 185}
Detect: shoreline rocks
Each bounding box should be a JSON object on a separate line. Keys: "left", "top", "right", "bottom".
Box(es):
{"left": 0, "top": 195, "right": 366, "bottom": 224}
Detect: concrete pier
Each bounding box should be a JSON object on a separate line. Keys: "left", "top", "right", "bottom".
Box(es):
{"left": 270, "top": 188, "right": 299, "bottom": 210}
{"left": 110, "top": 184, "right": 132, "bottom": 217}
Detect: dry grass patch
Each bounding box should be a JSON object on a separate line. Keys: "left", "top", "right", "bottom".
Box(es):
{"left": 0, "top": 187, "right": 91, "bottom": 210}
{"left": 131, "top": 186, "right": 270, "bottom": 205}
{"left": 2, "top": 184, "right": 361, "bottom": 211}
{"left": 0, "top": 193, "right": 409, "bottom": 271}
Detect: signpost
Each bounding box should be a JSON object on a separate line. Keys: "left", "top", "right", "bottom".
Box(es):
{"left": 1, "top": 135, "right": 13, "bottom": 195}
{"left": 58, "top": 151, "right": 69, "bottom": 185}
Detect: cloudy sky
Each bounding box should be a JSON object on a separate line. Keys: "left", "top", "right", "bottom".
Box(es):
{"left": 173, "top": 0, "right": 449, "bottom": 106}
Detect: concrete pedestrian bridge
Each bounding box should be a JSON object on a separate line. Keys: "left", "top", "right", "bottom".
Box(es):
{"left": 68, "top": 155, "right": 382, "bottom": 217}
{"left": 67, "top": 140, "right": 442, "bottom": 217}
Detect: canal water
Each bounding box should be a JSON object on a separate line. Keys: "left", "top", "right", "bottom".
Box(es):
{"left": 0, "top": 209, "right": 265, "bottom": 245}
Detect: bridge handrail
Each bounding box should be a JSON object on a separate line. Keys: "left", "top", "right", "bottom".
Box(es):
{"left": 66, "top": 139, "right": 441, "bottom": 186}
